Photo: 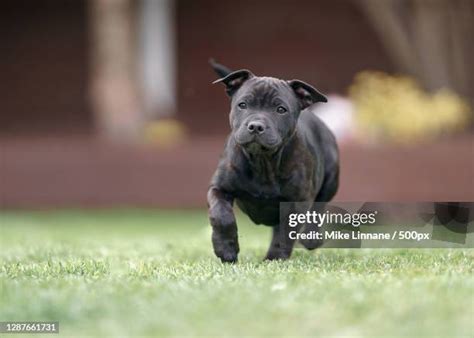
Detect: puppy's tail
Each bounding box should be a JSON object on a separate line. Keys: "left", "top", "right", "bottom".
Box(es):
{"left": 209, "top": 58, "right": 233, "bottom": 78}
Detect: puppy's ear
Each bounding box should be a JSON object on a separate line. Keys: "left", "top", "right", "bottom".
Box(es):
{"left": 288, "top": 80, "right": 327, "bottom": 109}
{"left": 209, "top": 58, "right": 233, "bottom": 78}
{"left": 213, "top": 69, "right": 254, "bottom": 96}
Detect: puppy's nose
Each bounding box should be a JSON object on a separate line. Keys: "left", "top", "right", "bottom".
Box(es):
{"left": 247, "top": 121, "right": 265, "bottom": 134}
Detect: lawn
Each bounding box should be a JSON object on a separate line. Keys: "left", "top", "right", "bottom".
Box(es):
{"left": 1, "top": 209, "right": 473, "bottom": 337}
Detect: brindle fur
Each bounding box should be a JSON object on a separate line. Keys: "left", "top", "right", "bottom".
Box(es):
{"left": 208, "top": 60, "right": 339, "bottom": 262}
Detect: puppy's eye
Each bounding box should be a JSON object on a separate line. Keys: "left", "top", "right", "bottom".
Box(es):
{"left": 238, "top": 102, "right": 247, "bottom": 109}
{"left": 277, "top": 106, "right": 287, "bottom": 114}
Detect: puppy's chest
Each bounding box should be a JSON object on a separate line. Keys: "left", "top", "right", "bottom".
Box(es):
{"left": 235, "top": 187, "right": 283, "bottom": 226}
{"left": 232, "top": 160, "right": 309, "bottom": 201}
{"left": 230, "top": 160, "right": 312, "bottom": 226}
{"left": 234, "top": 171, "right": 284, "bottom": 200}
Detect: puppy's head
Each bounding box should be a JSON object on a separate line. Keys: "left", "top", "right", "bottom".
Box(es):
{"left": 214, "top": 69, "right": 327, "bottom": 154}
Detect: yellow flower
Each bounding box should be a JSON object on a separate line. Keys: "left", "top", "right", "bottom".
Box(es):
{"left": 349, "top": 71, "right": 471, "bottom": 143}
{"left": 143, "top": 119, "right": 187, "bottom": 147}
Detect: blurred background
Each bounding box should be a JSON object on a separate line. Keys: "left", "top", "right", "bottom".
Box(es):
{"left": 1, "top": 0, "right": 473, "bottom": 209}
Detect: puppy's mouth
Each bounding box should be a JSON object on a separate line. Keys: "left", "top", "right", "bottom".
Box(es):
{"left": 243, "top": 141, "right": 271, "bottom": 153}
{"left": 236, "top": 136, "right": 280, "bottom": 154}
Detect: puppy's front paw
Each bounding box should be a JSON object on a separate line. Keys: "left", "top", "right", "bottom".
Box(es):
{"left": 299, "top": 225, "right": 324, "bottom": 250}
{"left": 264, "top": 248, "right": 291, "bottom": 261}
{"left": 212, "top": 232, "right": 239, "bottom": 263}
{"left": 219, "top": 250, "right": 238, "bottom": 263}
{"left": 299, "top": 237, "right": 324, "bottom": 251}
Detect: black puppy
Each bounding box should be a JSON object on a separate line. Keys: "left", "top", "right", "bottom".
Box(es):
{"left": 208, "top": 60, "right": 339, "bottom": 262}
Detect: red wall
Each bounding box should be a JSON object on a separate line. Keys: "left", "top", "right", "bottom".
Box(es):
{"left": 0, "top": 0, "right": 91, "bottom": 136}
{"left": 0, "top": 0, "right": 393, "bottom": 137}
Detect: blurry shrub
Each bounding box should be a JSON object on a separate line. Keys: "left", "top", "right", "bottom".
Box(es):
{"left": 349, "top": 71, "right": 471, "bottom": 143}
{"left": 143, "top": 119, "right": 187, "bottom": 147}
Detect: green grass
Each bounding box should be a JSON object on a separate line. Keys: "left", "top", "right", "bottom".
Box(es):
{"left": 1, "top": 209, "right": 473, "bottom": 338}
